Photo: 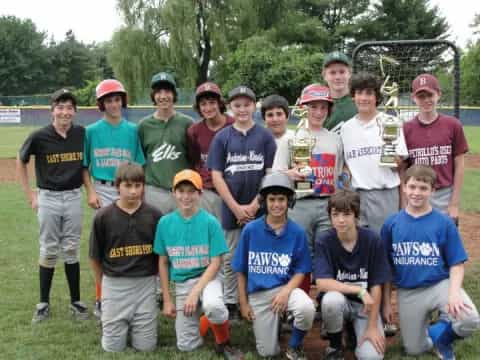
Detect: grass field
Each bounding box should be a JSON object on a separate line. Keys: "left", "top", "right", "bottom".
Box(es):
{"left": 0, "top": 125, "right": 479, "bottom": 359}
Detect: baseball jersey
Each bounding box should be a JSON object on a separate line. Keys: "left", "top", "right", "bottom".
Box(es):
{"left": 381, "top": 209, "right": 467, "bottom": 289}
{"left": 272, "top": 129, "right": 294, "bottom": 172}
{"left": 341, "top": 112, "right": 408, "bottom": 190}
{"left": 138, "top": 112, "right": 193, "bottom": 189}
{"left": 19, "top": 124, "right": 84, "bottom": 191}
{"left": 232, "top": 217, "right": 311, "bottom": 294}
{"left": 323, "top": 95, "right": 357, "bottom": 133}
{"left": 89, "top": 202, "right": 162, "bottom": 277}
{"left": 403, "top": 114, "right": 469, "bottom": 190}
{"left": 83, "top": 118, "right": 145, "bottom": 181}
{"left": 314, "top": 227, "right": 392, "bottom": 302}
{"left": 153, "top": 208, "right": 228, "bottom": 282}
{"left": 187, "top": 116, "right": 234, "bottom": 189}
{"left": 207, "top": 124, "right": 277, "bottom": 230}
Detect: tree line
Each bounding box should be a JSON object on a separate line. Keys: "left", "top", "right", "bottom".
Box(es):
{"left": 1, "top": 1, "right": 479, "bottom": 105}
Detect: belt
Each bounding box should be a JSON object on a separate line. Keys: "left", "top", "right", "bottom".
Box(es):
{"left": 94, "top": 179, "right": 115, "bottom": 186}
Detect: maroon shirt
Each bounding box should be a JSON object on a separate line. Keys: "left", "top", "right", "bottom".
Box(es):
{"left": 403, "top": 114, "right": 469, "bottom": 189}
{"left": 187, "top": 116, "right": 234, "bottom": 189}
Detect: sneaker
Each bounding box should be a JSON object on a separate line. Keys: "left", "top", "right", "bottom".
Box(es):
{"left": 32, "top": 302, "right": 50, "bottom": 324}
{"left": 215, "top": 341, "right": 244, "bottom": 360}
{"left": 324, "top": 346, "right": 345, "bottom": 360}
{"left": 93, "top": 300, "right": 102, "bottom": 320}
{"left": 285, "top": 346, "right": 307, "bottom": 360}
{"left": 70, "top": 301, "right": 89, "bottom": 320}
{"left": 384, "top": 322, "right": 398, "bottom": 337}
{"left": 226, "top": 303, "right": 240, "bottom": 322}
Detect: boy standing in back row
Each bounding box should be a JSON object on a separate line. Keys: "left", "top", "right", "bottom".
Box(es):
{"left": 403, "top": 74, "right": 469, "bottom": 222}
{"left": 18, "top": 89, "right": 88, "bottom": 323}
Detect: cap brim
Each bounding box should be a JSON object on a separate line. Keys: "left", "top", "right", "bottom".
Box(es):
{"left": 413, "top": 86, "right": 438, "bottom": 95}
{"left": 229, "top": 94, "right": 256, "bottom": 102}
{"left": 323, "top": 59, "right": 351, "bottom": 68}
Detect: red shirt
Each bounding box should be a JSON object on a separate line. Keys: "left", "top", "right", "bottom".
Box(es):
{"left": 403, "top": 114, "right": 468, "bottom": 189}
{"left": 187, "top": 116, "right": 234, "bottom": 189}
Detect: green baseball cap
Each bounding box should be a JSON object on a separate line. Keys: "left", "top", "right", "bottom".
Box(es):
{"left": 323, "top": 51, "right": 351, "bottom": 68}
{"left": 151, "top": 72, "right": 177, "bottom": 93}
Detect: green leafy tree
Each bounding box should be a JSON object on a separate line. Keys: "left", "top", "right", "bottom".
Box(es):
{"left": 73, "top": 79, "right": 99, "bottom": 106}
{"left": 461, "top": 41, "right": 480, "bottom": 105}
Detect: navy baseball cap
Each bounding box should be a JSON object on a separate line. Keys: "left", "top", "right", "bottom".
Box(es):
{"left": 228, "top": 86, "right": 256, "bottom": 102}
{"left": 51, "top": 88, "right": 77, "bottom": 109}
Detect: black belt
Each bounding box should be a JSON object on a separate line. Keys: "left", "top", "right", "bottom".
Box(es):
{"left": 95, "top": 179, "right": 115, "bottom": 186}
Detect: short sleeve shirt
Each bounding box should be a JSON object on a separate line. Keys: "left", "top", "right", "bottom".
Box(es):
{"left": 187, "top": 116, "right": 234, "bottom": 189}
{"left": 381, "top": 209, "right": 467, "bottom": 289}
{"left": 207, "top": 124, "right": 277, "bottom": 229}
{"left": 232, "top": 217, "right": 312, "bottom": 294}
{"left": 89, "top": 202, "right": 162, "bottom": 277}
{"left": 83, "top": 118, "right": 145, "bottom": 181}
{"left": 403, "top": 114, "right": 469, "bottom": 189}
{"left": 153, "top": 208, "right": 228, "bottom": 282}
{"left": 324, "top": 95, "right": 357, "bottom": 134}
{"left": 314, "top": 227, "right": 392, "bottom": 302}
{"left": 19, "top": 124, "right": 84, "bottom": 190}
{"left": 272, "top": 129, "right": 295, "bottom": 172}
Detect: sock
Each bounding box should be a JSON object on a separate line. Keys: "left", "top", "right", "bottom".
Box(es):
{"left": 64, "top": 262, "right": 80, "bottom": 303}
{"left": 39, "top": 265, "right": 55, "bottom": 304}
{"left": 429, "top": 319, "right": 458, "bottom": 345}
{"left": 288, "top": 326, "right": 307, "bottom": 348}
{"left": 328, "top": 331, "right": 343, "bottom": 349}
{"left": 95, "top": 281, "right": 102, "bottom": 302}
{"left": 199, "top": 315, "right": 211, "bottom": 337}
{"left": 211, "top": 320, "right": 230, "bottom": 345}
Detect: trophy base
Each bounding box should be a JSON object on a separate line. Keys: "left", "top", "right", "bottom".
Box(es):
{"left": 294, "top": 181, "right": 314, "bottom": 198}
{"left": 295, "top": 189, "right": 315, "bottom": 199}
{"left": 379, "top": 155, "right": 398, "bottom": 168}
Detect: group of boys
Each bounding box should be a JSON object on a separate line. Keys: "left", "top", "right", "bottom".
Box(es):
{"left": 17, "top": 50, "right": 479, "bottom": 360}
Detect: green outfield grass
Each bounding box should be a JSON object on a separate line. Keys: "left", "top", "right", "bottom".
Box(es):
{"left": 464, "top": 126, "right": 480, "bottom": 154}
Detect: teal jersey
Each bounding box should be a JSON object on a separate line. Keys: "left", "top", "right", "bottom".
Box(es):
{"left": 83, "top": 118, "right": 145, "bottom": 181}
{"left": 153, "top": 208, "right": 228, "bottom": 282}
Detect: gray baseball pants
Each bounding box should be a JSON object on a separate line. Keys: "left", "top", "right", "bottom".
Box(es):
{"left": 397, "top": 278, "right": 480, "bottom": 355}
{"left": 430, "top": 187, "right": 452, "bottom": 214}
{"left": 223, "top": 228, "right": 242, "bottom": 305}
{"left": 249, "top": 287, "right": 315, "bottom": 357}
{"left": 37, "top": 188, "right": 82, "bottom": 268}
{"left": 101, "top": 275, "right": 157, "bottom": 352}
{"left": 199, "top": 189, "right": 222, "bottom": 219}
{"left": 357, "top": 187, "right": 399, "bottom": 234}
{"left": 144, "top": 184, "right": 176, "bottom": 215}
{"left": 321, "top": 291, "right": 384, "bottom": 360}
{"left": 93, "top": 181, "right": 118, "bottom": 208}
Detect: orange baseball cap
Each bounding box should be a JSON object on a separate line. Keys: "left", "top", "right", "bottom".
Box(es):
{"left": 172, "top": 169, "right": 203, "bottom": 191}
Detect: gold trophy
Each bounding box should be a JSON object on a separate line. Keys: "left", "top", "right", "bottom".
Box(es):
{"left": 288, "top": 107, "right": 316, "bottom": 196}
{"left": 377, "top": 113, "right": 401, "bottom": 167}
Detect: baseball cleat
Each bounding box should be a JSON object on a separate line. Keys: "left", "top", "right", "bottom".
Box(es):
{"left": 324, "top": 346, "right": 345, "bottom": 360}
{"left": 285, "top": 346, "right": 307, "bottom": 360}
{"left": 32, "top": 302, "right": 50, "bottom": 324}
{"left": 215, "top": 341, "right": 244, "bottom": 360}
{"left": 70, "top": 301, "right": 89, "bottom": 320}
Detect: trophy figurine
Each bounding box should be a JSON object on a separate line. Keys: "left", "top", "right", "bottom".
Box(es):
{"left": 377, "top": 113, "right": 401, "bottom": 167}
{"left": 288, "top": 107, "right": 316, "bottom": 196}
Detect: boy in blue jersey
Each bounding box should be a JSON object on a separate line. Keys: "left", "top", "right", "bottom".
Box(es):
{"left": 83, "top": 79, "right": 145, "bottom": 318}
{"left": 154, "top": 170, "right": 243, "bottom": 360}
{"left": 315, "top": 190, "right": 391, "bottom": 360}
{"left": 381, "top": 165, "right": 479, "bottom": 359}
{"left": 208, "top": 86, "right": 277, "bottom": 319}
{"left": 232, "top": 172, "right": 315, "bottom": 359}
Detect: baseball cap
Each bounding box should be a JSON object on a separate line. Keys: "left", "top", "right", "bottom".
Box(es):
{"left": 411, "top": 73, "right": 441, "bottom": 95}
{"left": 323, "top": 51, "right": 351, "bottom": 68}
{"left": 196, "top": 82, "right": 222, "bottom": 98}
{"left": 172, "top": 169, "right": 203, "bottom": 191}
{"left": 51, "top": 88, "right": 77, "bottom": 109}
{"left": 151, "top": 72, "right": 177, "bottom": 92}
{"left": 298, "top": 84, "right": 333, "bottom": 105}
{"left": 228, "top": 86, "right": 256, "bottom": 102}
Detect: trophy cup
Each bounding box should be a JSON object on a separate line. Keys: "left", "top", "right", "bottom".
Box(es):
{"left": 288, "top": 107, "right": 316, "bottom": 196}
{"left": 377, "top": 113, "right": 401, "bottom": 167}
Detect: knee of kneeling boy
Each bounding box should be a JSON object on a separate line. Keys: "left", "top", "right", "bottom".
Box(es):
{"left": 321, "top": 291, "right": 346, "bottom": 313}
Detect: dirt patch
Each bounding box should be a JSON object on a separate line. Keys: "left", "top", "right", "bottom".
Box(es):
{"left": 465, "top": 153, "right": 480, "bottom": 169}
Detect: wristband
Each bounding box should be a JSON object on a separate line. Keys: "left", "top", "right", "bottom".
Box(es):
{"left": 357, "top": 288, "right": 367, "bottom": 300}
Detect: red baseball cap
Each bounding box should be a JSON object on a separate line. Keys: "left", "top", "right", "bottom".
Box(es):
{"left": 412, "top": 74, "right": 441, "bottom": 95}
{"left": 298, "top": 84, "right": 333, "bottom": 105}
{"left": 195, "top": 82, "right": 222, "bottom": 98}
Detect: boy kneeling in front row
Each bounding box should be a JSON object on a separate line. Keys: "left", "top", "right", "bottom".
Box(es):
{"left": 382, "top": 165, "right": 480, "bottom": 360}
{"left": 89, "top": 163, "right": 162, "bottom": 352}
{"left": 232, "top": 172, "right": 315, "bottom": 359}
{"left": 315, "top": 190, "right": 391, "bottom": 360}
{"left": 154, "top": 170, "right": 243, "bottom": 359}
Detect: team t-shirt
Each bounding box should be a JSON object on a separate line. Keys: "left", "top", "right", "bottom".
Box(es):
{"left": 187, "top": 116, "right": 234, "bottom": 189}
{"left": 19, "top": 124, "right": 84, "bottom": 191}
{"left": 232, "top": 217, "right": 312, "bottom": 294}
{"left": 138, "top": 112, "right": 193, "bottom": 189}
{"left": 83, "top": 118, "right": 145, "bottom": 181}
{"left": 403, "top": 114, "right": 469, "bottom": 189}
{"left": 153, "top": 208, "right": 228, "bottom": 282}
{"left": 323, "top": 95, "right": 357, "bottom": 134}
{"left": 89, "top": 202, "right": 162, "bottom": 277}
{"left": 341, "top": 112, "right": 408, "bottom": 190}
{"left": 207, "top": 124, "right": 277, "bottom": 230}
{"left": 381, "top": 209, "right": 467, "bottom": 289}
{"left": 314, "top": 227, "right": 392, "bottom": 302}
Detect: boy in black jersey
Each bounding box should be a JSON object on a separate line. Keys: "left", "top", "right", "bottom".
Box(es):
{"left": 89, "top": 163, "right": 162, "bottom": 352}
